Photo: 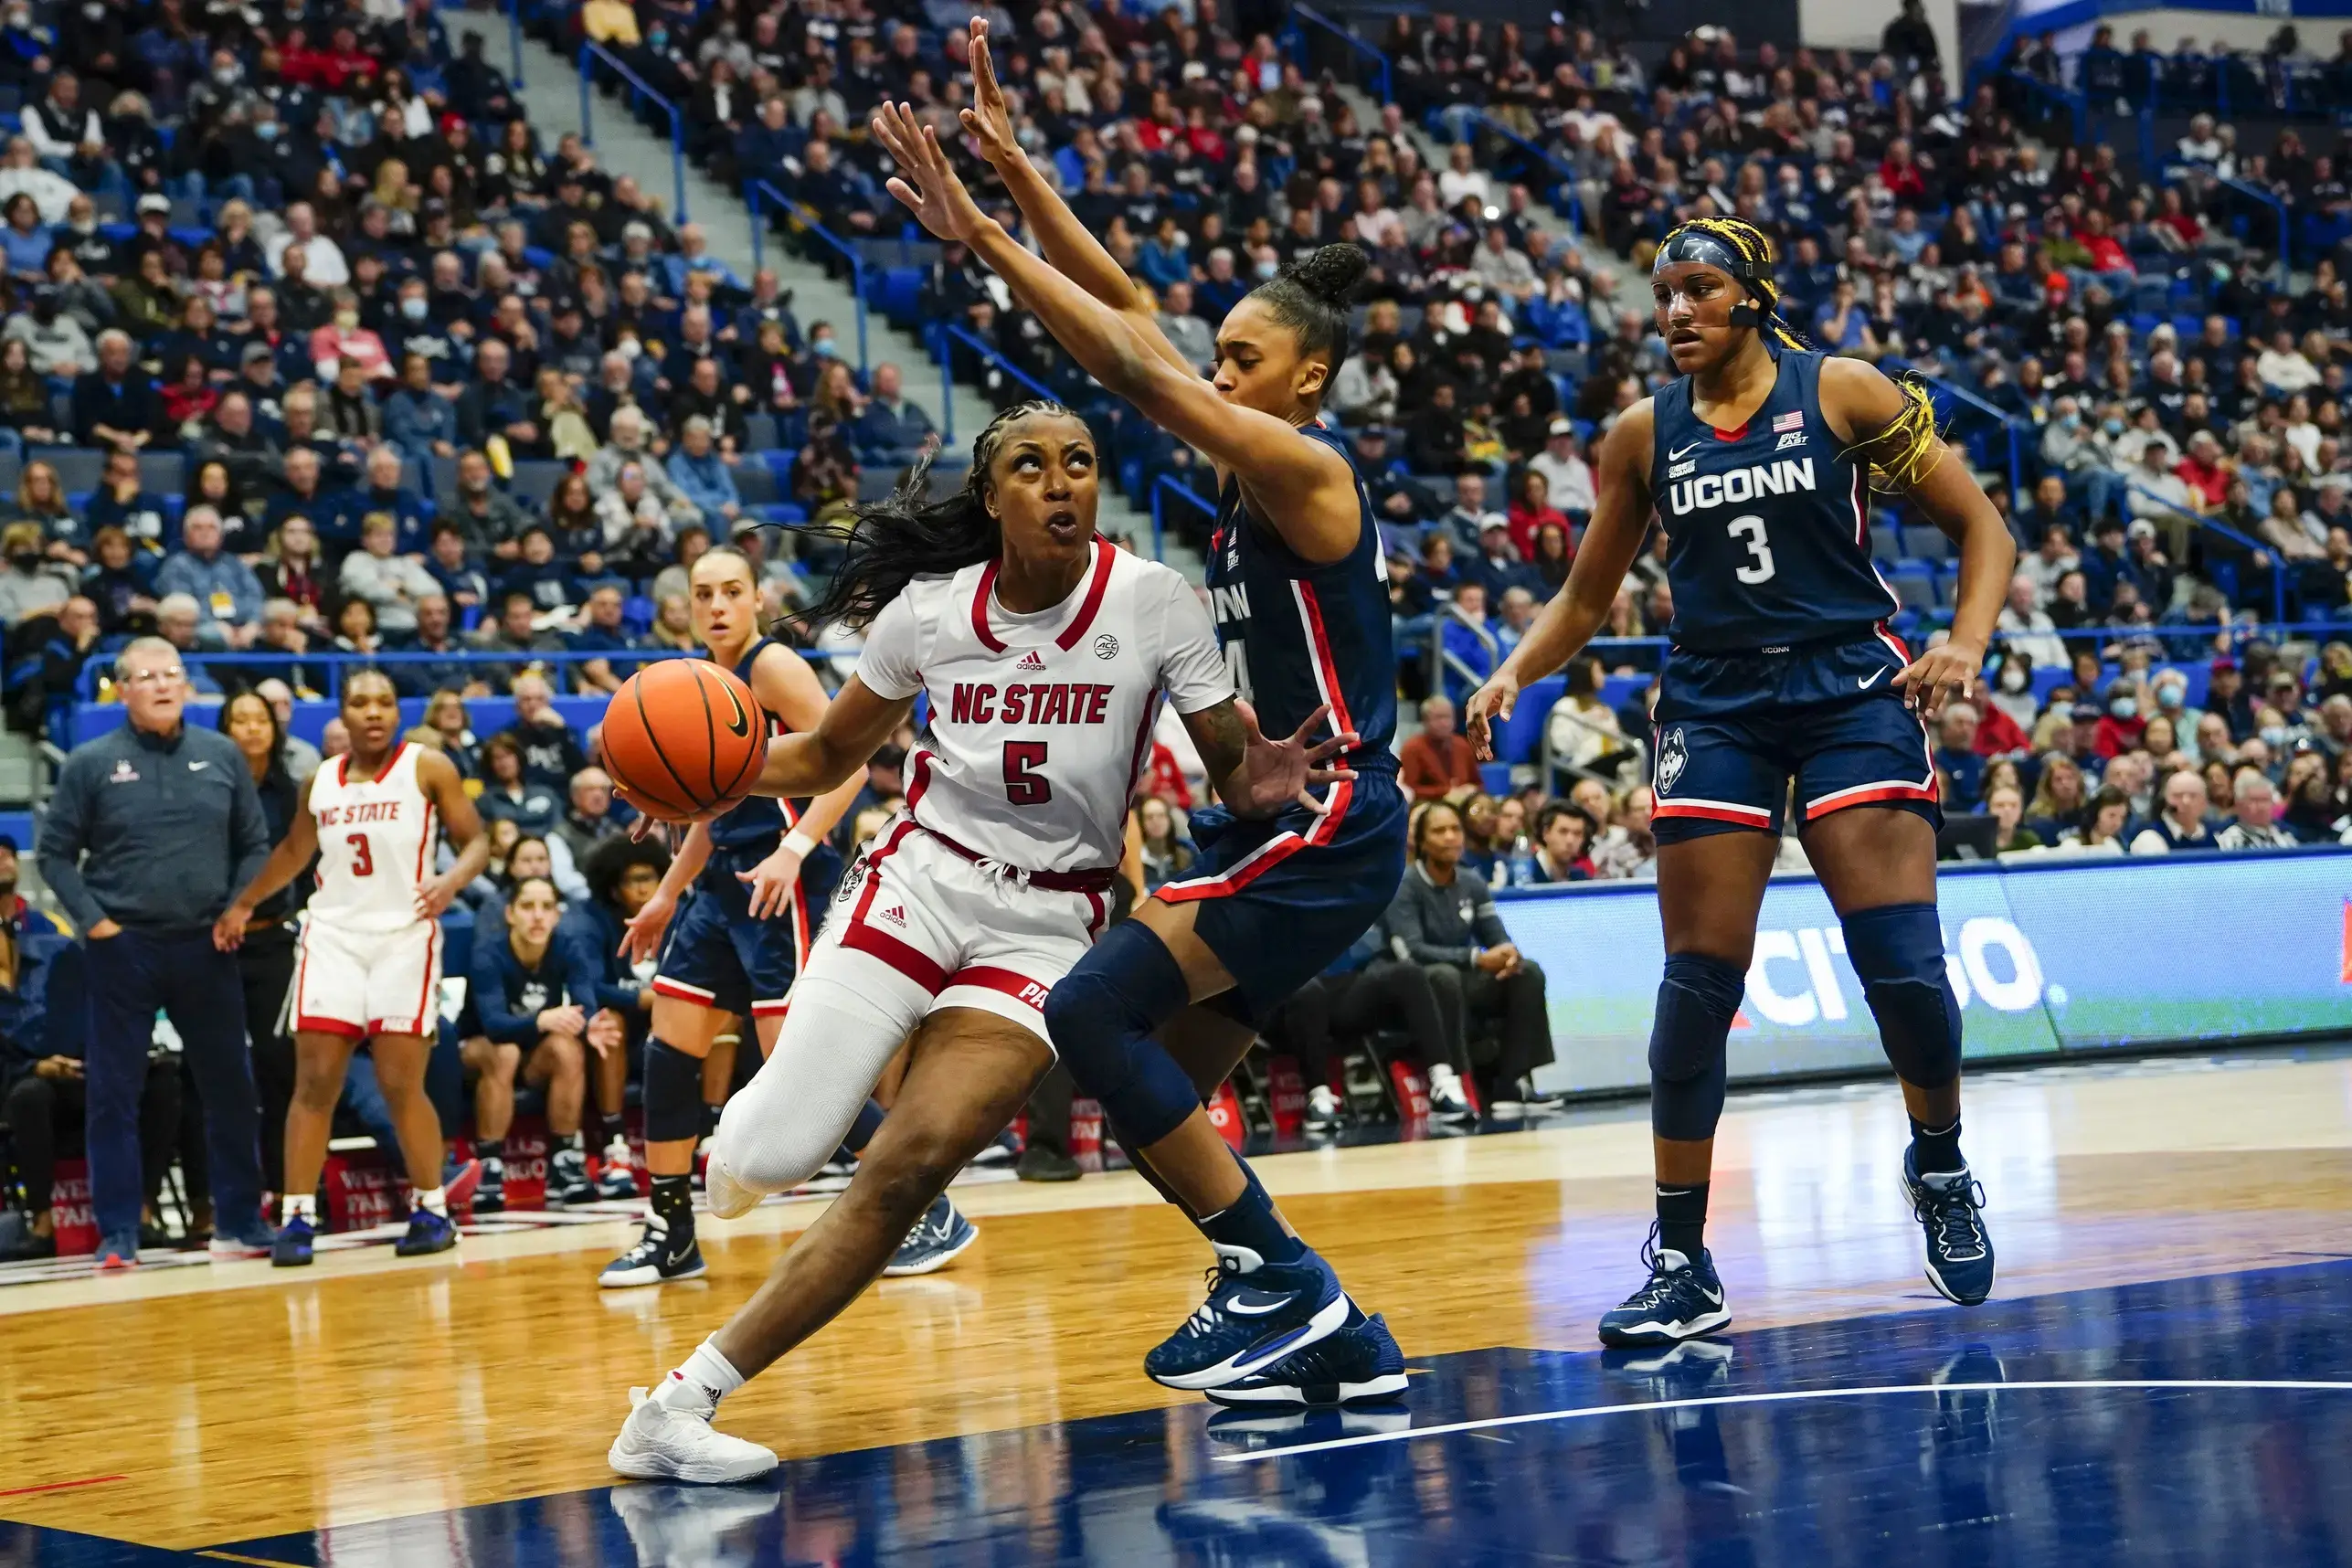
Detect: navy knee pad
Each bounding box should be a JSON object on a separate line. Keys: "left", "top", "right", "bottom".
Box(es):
{"left": 1647, "top": 953, "right": 1743, "bottom": 1141}
{"left": 641, "top": 1038, "right": 705, "bottom": 1143}
{"left": 1841, "top": 902, "right": 1962, "bottom": 1090}
{"left": 1044, "top": 919, "right": 1200, "bottom": 1149}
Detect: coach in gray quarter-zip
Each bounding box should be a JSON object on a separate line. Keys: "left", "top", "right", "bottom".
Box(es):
{"left": 36, "top": 635, "right": 276, "bottom": 1262}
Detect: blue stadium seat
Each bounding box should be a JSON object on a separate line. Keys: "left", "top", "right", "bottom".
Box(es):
{"left": 1870, "top": 524, "right": 1902, "bottom": 562}
{"left": 510, "top": 461, "right": 567, "bottom": 507}
{"left": 735, "top": 463, "right": 779, "bottom": 505}
{"left": 744, "top": 413, "right": 778, "bottom": 451}
{"left": 1901, "top": 524, "right": 1952, "bottom": 561}
{"left": 1489, "top": 674, "right": 1565, "bottom": 765}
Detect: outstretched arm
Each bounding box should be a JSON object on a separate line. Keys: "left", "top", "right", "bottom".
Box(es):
{"left": 959, "top": 19, "right": 1197, "bottom": 381}
{"left": 1180, "top": 698, "right": 1359, "bottom": 819}
{"left": 1821, "top": 358, "right": 2017, "bottom": 718}
{"left": 1465, "top": 404, "right": 1656, "bottom": 759}
{"left": 872, "top": 103, "right": 1362, "bottom": 563}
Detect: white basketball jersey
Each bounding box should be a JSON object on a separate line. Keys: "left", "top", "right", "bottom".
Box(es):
{"left": 854, "top": 539, "right": 1233, "bottom": 873}
{"left": 306, "top": 742, "right": 437, "bottom": 934}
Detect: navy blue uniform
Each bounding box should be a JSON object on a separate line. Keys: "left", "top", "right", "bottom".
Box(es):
{"left": 652, "top": 639, "right": 842, "bottom": 1020}
{"left": 1160, "top": 419, "right": 1407, "bottom": 1021}
{"left": 1646, "top": 351, "right": 1939, "bottom": 842}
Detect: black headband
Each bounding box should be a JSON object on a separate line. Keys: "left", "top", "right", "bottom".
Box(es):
{"left": 1652, "top": 228, "right": 1760, "bottom": 284}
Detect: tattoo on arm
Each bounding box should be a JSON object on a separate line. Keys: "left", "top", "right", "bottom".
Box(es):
{"left": 1189, "top": 700, "right": 1250, "bottom": 785}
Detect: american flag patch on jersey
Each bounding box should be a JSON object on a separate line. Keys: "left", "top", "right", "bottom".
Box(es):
{"left": 1774, "top": 410, "right": 1804, "bottom": 432}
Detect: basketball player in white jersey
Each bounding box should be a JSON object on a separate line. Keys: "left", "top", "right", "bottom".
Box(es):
{"left": 216, "top": 670, "right": 491, "bottom": 1266}
{"left": 609, "top": 401, "right": 1355, "bottom": 1481}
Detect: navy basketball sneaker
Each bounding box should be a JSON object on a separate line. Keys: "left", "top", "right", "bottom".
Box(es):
{"left": 1597, "top": 1224, "right": 1732, "bottom": 1348}
{"left": 1902, "top": 1144, "right": 1994, "bottom": 1305}
{"left": 1202, "top": 1304, "right": 1408, "bottom": 1408}
{"left": 393, "top": 1207, "right": 459, "bottom": 1257}
{"left": 881, "top": 1194, "right": 977, "bottom": 1277}
{"left": 601, "top": 1219, "right": 706, "bottom": 1287}
{"left": 1145, "top": 1242, "right": 1353, "bottom": 1393}
{"left": 270, "top": 1214, "right": 315, "bottom": 1267}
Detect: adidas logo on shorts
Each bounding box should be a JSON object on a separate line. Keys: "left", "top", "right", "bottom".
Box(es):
{"left": 1016, "top": 650, "right": 1046, "bottom": 672}
{"left": 878, "top": 905, "right": 907, "bottom": 927}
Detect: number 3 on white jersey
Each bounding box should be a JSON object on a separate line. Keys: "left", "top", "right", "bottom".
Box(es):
{"left": 1728, "top": 513, "right": 1776, "bottom": 585}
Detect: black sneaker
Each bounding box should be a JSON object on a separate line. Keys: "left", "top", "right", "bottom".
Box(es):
{"left": 600, "top": 1221, "right": 706, "bottom": 1288}
{"left": 473, "top": 1158, "right": 506, "bottom": 1215}
{"left": 1902, "top": 1145, "right": 1995, "bottom": 1306}
{"left": 550, "top": 1147, "right": 597, "bottom": 1207}
{"left": 1016, "top": 1144, "right": 1082, "bottom": 1182}
{"left": 1597, "top": 1224, "right": 1732, "bottom": 1348}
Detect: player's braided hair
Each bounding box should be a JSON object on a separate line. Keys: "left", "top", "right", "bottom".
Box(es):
{"left": 800, "top": 399, "right": 1080, "bottom": 630}
{"left": 1658, "top": 217, "right": 1943, "bottom": 493}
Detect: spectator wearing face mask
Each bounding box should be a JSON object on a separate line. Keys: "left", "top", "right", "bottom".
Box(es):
{"left": 2128, "top": 768, "right": 2219, "bottom": 853}
{"left": 2092, "top": 683, "right": 2146, "bottom": 758}
{"left": 1996, "top": 573, "right": 2068, "bottom": 670}
{"left": 2217, "top": 768, "right": 2295, "bottom": 850}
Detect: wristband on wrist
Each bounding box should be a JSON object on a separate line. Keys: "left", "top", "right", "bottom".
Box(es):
{"left": 783, "top": 830, "right": 819, "bottom": 858}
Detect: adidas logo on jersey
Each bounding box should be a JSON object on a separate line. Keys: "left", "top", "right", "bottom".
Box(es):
{"left": 1016, "top": 650, "right": 1047, "bottom": 672}
{"left": 1666, "top": 457, "right": 1817, "bottom": 516}
{"left": 878, "top": 905, "right": 906, "bottom": 927}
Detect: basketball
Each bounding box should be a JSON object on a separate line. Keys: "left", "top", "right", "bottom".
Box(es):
{"left": 599, "top": 659, "right": 768, "bottom": 822}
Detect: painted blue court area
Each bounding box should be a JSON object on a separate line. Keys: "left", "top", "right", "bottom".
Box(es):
{"left": 14, "top": 1258, "right": 2352, "bottom": 1566}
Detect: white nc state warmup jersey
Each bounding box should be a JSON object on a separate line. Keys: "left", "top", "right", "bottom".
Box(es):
{"left": 854, "top": 539, "right": 1233, "bottom": 872}
{"left": 305, "top": 742, "right": 437, "bottom": 934}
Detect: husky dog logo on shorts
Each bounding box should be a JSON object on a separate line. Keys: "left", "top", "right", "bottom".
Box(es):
{"left": 1657, "top": 726, "right": 1689, "bottom": 796}
{"left": 833, "top": 859, "right": 867, "bottom": 906}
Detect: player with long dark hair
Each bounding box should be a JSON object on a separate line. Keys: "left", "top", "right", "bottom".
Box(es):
{"left": 856, "top": 27, "right": 1411, "bottom": 1408}
{"left": 608, "top": 400, "right": 1361, "bottom": 1482}
{"left": 1467, "top": 217, "right": 2018, "bottom": 1343}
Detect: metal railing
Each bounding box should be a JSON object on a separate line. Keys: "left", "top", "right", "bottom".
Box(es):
{"left": 1433, "top": 598, "right": 1499, "bottom": 697}
{"left": 1150, "top": 475, "right": 1215, "bottom": 567}
{"left": 936, "top": 323, "right": 1057, "bottom": 448}
{"left": 1282, "top": 5, "right": 1392, "bottom": 103}
{"left": 2119, "top": 479, "right": 2286, "bottom": 625}
{"left": 577, "top": 42, "right": 688, "bottom": 224}
{"left": 1470, "top": 111, "right": 1585, "bottom": 233}
{"left": 747, "top": 181, "right": 868, "bottom": 373}
{"left": 1913, "top": 371, "right": 2028, "bottom": 498}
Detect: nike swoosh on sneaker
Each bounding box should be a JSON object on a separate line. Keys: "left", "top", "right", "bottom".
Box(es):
{"left": 1697, "top": 1286, "right": 1724, "bottom": 1307}
{"left": 1226, "top": 1290, "right": 1298, "bottom": 1316}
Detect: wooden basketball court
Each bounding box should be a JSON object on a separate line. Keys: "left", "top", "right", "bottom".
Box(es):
{"left": 4, "top": 1050, "right": 2349, "bottom": 1565}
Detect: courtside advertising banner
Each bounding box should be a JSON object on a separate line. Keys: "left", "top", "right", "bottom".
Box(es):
{"left": 1501, "top": 849, "right": 2352, "bottom": 1094}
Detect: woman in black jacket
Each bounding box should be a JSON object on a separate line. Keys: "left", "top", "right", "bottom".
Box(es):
{"left": 1385, "top": 800, "right": 1558, "bottom": 1116}
{"left": 218, "top": 688, "right": 306, "bottom": 1199}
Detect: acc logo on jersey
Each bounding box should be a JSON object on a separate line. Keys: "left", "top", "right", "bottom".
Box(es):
{"left": 1093, "top": 633, "right": 1119, "bottom": 661}
{"left": 1656, "top": 727, "right": 1689, "bottom": 796}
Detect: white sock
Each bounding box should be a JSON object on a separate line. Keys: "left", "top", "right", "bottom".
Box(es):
{"left": 281, "top": 1192, "right": 316, "bottom": 1224}
{"left": 415, "top": 1187, "right": 448, "bottom": 1216}
{"left": 653, "top": 1336, "right": 747, "bottom": 1415}
{"left": 1429, "top": 1062, "right": 1460, "bottom": 1089}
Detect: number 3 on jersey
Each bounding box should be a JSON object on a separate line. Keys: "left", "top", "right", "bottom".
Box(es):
{"left": 1727, "top": 513, "right": 1776, "bottom": 585}
{"left": 347, "top": 832, "right": 375, "bottom": 877}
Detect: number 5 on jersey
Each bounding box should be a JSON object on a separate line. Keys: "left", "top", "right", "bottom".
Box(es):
{"left": 1003, "top": 741, "right": 1052, "bottom": 805}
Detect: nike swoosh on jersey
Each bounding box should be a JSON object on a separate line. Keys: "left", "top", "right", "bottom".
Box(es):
{"left": 1225, "top": 1290, "right": 1298, "bottom": 1317}
{"left": 188, "top": 759, "right": 209, "bottom": 770}
{"left": 1859, "top": 668, "right": 1887, "bottom": 690}
{"left": 1669, "top": 441, "right": 1702, "bottom": 461}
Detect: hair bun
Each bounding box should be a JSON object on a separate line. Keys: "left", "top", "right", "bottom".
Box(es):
{"left": 1291, "top": 244, "right": 1369, "bottom": 307}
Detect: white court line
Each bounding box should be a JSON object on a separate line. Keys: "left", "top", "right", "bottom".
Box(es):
{"left": 1212, "top": 1379, "right": 2352, "bottom": 1464}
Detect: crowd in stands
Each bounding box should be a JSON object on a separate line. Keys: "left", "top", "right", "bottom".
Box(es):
{"left": 14, "top": 0, "right": 2352, "bottom": 1252}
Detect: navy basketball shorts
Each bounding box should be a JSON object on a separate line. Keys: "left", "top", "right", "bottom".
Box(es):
{"left": 1154, "top": 768, "right": 1409, "bottom": 1024}
{"left": 1649, "top": 631, "right": 1943, "bottom": 846}
{"left": 652, "top": 842, "right": 842, "bottom": 1021}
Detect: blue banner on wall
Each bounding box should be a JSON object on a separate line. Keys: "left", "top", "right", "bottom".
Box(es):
{"left": 1499, "top": 850, "right": 2352, "bottom": 1094}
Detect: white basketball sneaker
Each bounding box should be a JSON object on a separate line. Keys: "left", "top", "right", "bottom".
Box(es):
{"left": 609, "top": 1383, "right": 778, "bottom": 1484}
{"left": 702, "top": 1150, "right": 761, "bottom": 1221}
